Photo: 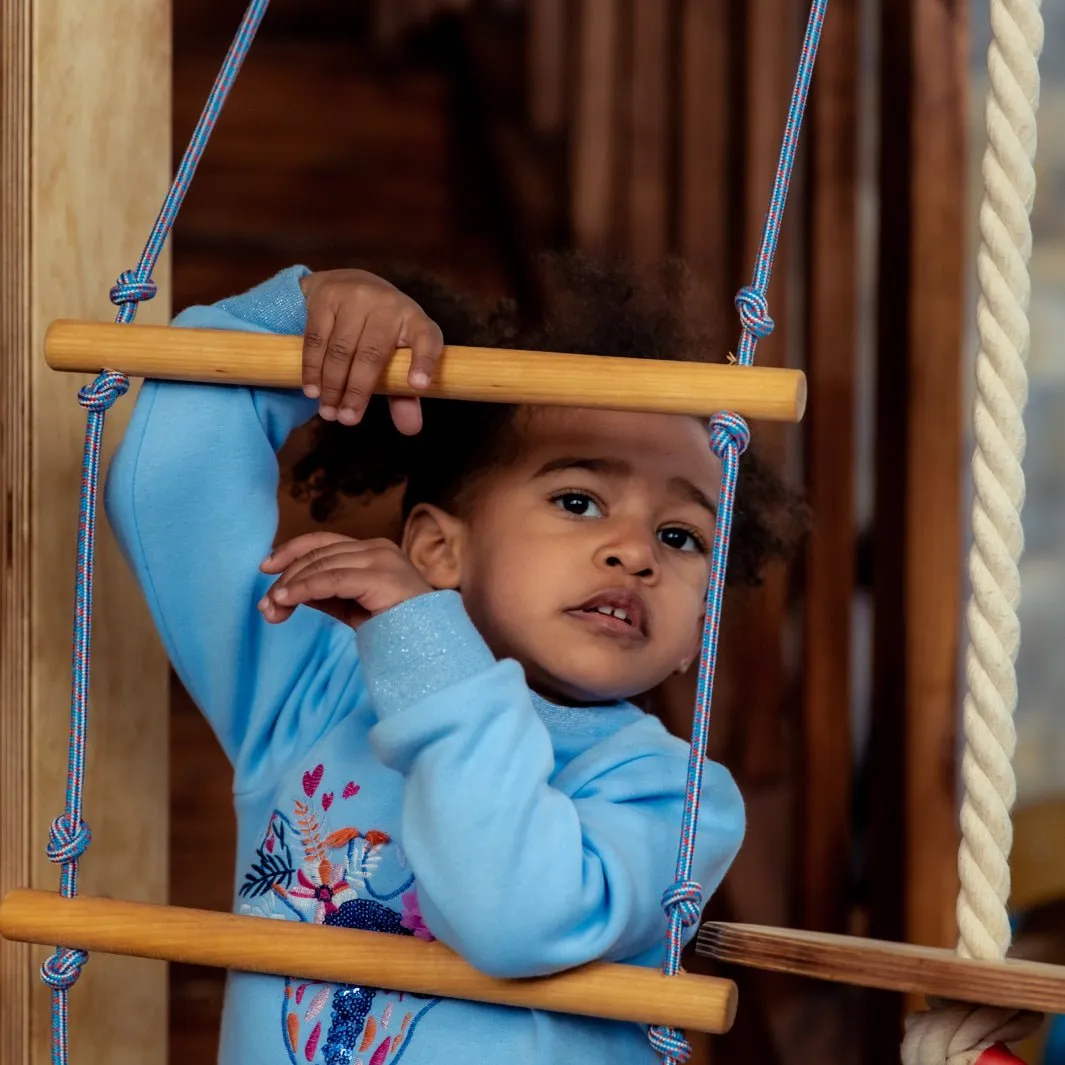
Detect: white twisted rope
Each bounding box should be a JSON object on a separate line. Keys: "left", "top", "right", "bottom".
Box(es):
{"left": 902, "top": 1, "right": 1044, "bottom": 1063}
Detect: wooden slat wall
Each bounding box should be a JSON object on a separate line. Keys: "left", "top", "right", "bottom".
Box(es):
{"left": 0, "top": 2, "right": 172, "bottom": 1063}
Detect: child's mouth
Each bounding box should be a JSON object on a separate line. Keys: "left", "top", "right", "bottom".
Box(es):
{"left": 565, "top": 591, "right": 649, "bottom": 641}
{"left": 566, "top": 608, "right": 647, "bottom": 641}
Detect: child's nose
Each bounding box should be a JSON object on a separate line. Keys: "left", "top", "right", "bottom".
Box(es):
{"left": 598, "top": 526, "right": 658, "bottom": 578}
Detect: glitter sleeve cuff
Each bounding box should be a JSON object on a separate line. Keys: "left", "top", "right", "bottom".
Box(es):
{"left": 212, "top": 264, "right": 312, "bottom": 335}
{"left": 356, "top": 590, "right": 498, "bottom": 719}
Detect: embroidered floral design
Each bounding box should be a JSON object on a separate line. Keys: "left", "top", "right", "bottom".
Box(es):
{"left": 288, "top": 859, "right": 356, "bottom": 924}
{"left": 239, "top": 817, "right": 296, "bottom": 899}
{"left": 237, "top": 761, "right": 439, "bottom": 1064}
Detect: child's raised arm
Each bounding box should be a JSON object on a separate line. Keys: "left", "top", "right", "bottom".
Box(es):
{"left": 104, "top": 265, "right": 443, "bottom": 791}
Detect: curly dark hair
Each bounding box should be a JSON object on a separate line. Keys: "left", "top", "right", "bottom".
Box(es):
{"left": 290, "top": 254, "right": 807, "bottom": 587}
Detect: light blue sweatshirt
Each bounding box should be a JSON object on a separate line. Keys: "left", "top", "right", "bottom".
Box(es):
{"left": 104, "top": 266, "right": 745, "bottom": 1065}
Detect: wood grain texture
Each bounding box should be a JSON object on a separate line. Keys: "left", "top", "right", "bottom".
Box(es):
{"left": 698, "top": 922, "right": 1065, "bottom": 1014}
{"left": 0, "top": 890, "right": 739, "bottom": 1035}
{"left": 0, "top": 3, "right": 171, "bottom": 1063}
{"left": 45, "top": 319, "right": 809, "bottom": 422}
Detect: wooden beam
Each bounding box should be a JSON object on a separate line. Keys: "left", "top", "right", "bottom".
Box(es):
{"left": 0, "top": 3, "right": 171, "bottom": 1063}
{"left": 799, "top": 0, "right": 859, "bottom": 935}
{"left": 868, "top": 0, "right": 967, "bottom": 1056}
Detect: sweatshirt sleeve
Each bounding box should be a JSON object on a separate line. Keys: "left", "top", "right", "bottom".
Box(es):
{"left": 104, "top": 265, "right": 365, "bottom": 791}
{"left": 357, "top": 591, "right": 745, "bottom": 979}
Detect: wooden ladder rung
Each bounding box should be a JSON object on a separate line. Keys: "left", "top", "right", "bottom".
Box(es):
{"left": 0, "top": 889, "right": 738, "bottom": 1034}
{"left": 697, "top": 922, "right": 1065, "bottom": 1014}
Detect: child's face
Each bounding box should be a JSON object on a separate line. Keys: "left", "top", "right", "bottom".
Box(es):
{"left": 412, "top": 407, "right": 721, "bottom": 705}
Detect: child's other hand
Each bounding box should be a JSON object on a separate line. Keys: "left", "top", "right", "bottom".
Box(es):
{"left": 298, "top": 269, "right": 444, "bottom": 436}
{"left": 258, "top": 531, "right": 433, "bottom": 630}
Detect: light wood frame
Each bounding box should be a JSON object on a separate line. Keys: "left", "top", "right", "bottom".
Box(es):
{"left": 0, "top": 3, "right": 172, "bottom": 1062}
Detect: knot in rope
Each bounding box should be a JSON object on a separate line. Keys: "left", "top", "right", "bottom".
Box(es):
{"left": 709, "top": 413, "right": 751, "bottom": 458}
{"left": 46, "top": 814, "right": 92, "bottom": 865}
{"left": 109, "top": 270, "right": 158, "bottom": 309}
{"left": 734, "top": 286, "right": 775, "bottom": 339}
{"left": 78, "top": 370, "right": 130, "bottom": 412}
{"left": 40, "top": 948, "right": 89, "bottom": 992}
{"left": 661, "top": 880, "right": 703, "bottom": 928}
{"left": 901, "top": 1002, "right": 1042, "bottom": 1065}
{"left": 648, "top": 1025, "right": 692, "bottom": 1064}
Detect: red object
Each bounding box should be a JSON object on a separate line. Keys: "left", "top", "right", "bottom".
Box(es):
{"left": 975, "top": 1044, "right": 1026, "bottom": 1065}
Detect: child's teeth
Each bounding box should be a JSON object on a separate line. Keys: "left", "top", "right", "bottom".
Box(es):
{"left": 615, "top": 609, "right": 629, "bottom": 622}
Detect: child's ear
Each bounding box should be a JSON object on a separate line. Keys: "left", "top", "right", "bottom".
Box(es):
{"left": 402, "top": 503, "right": 465, "bottom": 590}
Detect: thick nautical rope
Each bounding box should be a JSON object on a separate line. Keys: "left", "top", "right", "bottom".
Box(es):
{"left": 41, "top": 4, "right": 271, "bottom": 1063}
{"left": 648, "top": 3, "right": 827, "bottom": 1063}
{"left": 901, "top": 2, "right": 1045, "bottom": 1064}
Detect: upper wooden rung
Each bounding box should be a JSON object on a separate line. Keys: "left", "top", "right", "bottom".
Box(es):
{"left": 44, "top": 319, "right": 807, "bottom": 422}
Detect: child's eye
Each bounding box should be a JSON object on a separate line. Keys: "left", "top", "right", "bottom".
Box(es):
{"left": 552, "top": 492, "right": 603, "bottom": 518}
{"left": 659, "top": 526, "right": 707, "bottom": 553}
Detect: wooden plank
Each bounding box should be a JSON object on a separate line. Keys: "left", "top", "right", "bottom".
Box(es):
{"left": 527, "top": 0, "right": 568, "bottom": 137}
{"left": 732, "top": 0, "right": 798, "bottom": 786}
{"left": 570, "top": 0, "right": 621, "bottom": 252}
{"left": 627, "top": 0, "right": 670, "bottom": 261}
{"left": 679, "top": 0, "right": 734, "bottom": 324}
{"left": 0, "top": 3, "right": 171, "bottom": 1063}
{"left": 867, "top": 0, "right": 967, "bottom": 1055}
{"left": 904, "top": 0, "right": 966, "bottom": 958}
{"left": 799, "top": 0, "right": 859, "bottom": 935}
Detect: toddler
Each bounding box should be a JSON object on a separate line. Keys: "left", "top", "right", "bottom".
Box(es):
{"left": 105, "top": 256, "right": 800, "bottom": 1065}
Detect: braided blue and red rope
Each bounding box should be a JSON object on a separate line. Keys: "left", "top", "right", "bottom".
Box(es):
{"left": 42, "top": 3, "right": 272, "bottom": 1062}
{"left": 649, "top": 3, "right": 827, "bottom": 1063}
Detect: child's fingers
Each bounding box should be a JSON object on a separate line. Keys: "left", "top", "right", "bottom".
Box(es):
{"left": 261, "top": 532, "right": 356, "bottom": 573}
{"left": 405, "top": 319, "right": 444, "bottom": 391}
{"left": 257, "top": 595, "right": 297, "bottom": 624}
{"left": 336, "top": 312, "right": 401, "bottom": 427}
{"left": 387, "top": 396, "right": 423, "bottom": 437}
{"left": 266, "top": 563, "right": 371, "bottom": 610}
{"left": 318, "top": 304, "right": 370, "bottom": 421}
{"left": 302, "top": 298, "right": 344, "bottom": 401}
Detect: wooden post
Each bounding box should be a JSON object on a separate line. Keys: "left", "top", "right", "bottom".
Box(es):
{"left": 799, "top": 0, "right": 859, "bottom": 935}
{"left": 868, "top": 0, "right": 967, "bottom": 1056}
{"left": 0, "top": 3, "right": 172, "bottom": 1063}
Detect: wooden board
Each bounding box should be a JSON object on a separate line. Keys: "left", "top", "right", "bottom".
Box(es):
{"left": 698, "top": 923, "right": 1065, "bottom": 1015}
{"left": 0, "top": 3, "right": 172, "bottom": 1063}
{"left": 570, "top": 0, "right": 620, "bottom": 253}
{"left": 799, "top": 0, "right": 859, "bottom": 935}
{"left": 626, "top": 0, "right": 670, "bottom": 262}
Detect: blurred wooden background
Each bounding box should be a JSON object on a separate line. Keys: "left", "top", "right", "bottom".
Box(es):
{"left": 167, "top": 2, "right": 969, "bottom": 1064}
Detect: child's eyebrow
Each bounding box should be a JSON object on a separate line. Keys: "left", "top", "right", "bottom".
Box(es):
{"left": 533, "top": 457, "right": 717, "bottom": 519}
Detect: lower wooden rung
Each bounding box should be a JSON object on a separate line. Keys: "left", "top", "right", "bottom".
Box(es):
{"left": 0, "top": 889, "right": 736, "bottom": 1034}
{"left": 697, "top": 922, "right": 1065, "bottom": 1013}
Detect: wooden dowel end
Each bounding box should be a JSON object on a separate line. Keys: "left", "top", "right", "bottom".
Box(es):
{"left": 44, "top": 319, "right": 806, "bottom": 422}
{"left": 0, "top": 890, "right": 737, "bottom": 1034}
